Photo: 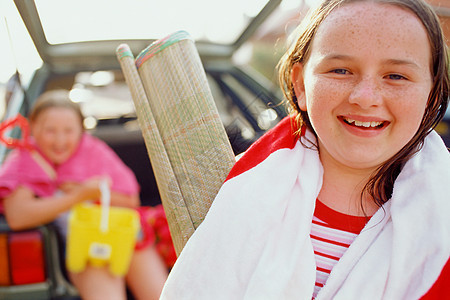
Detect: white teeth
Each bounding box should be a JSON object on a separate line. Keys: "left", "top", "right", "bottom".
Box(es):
{"left": 345, "top": 118, "right": 383, "bottom": 128}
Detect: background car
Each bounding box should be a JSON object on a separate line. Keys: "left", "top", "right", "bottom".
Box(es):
{"left": 436, "top": 108, "right": 450, "bottom": 146}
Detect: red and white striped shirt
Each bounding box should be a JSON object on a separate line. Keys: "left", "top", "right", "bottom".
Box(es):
{"left": 310, "top": 199, "right": 368, "bottom": 298}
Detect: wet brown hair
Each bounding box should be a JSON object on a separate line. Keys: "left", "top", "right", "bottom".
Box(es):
{"left": 278, "top": 0, "right": 449, "bottom": 208}
{"left": 29, "top": 89, "right": 85, "bottom": 130}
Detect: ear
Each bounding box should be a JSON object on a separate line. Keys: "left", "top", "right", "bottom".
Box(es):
{"left": 291, "top": 63, "right": 307, "bottom": 111}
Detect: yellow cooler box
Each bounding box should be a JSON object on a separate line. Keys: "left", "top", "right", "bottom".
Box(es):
{"left": 66, "top": 203, "right": 140, "bottom": 276}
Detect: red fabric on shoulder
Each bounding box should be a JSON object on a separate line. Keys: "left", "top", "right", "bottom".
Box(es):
{"left": 420, "top": 257, "right": 450, "bottom": 299}
{"left": 226, "top": 116, "right": 300, "bottom": 181}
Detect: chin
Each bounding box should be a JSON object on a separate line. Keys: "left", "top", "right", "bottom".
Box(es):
{"left": 51, "top": 155, "right": 70, "bottom": 165}
{"left": 337, "top": 151, "right": 388, "bottom": 171}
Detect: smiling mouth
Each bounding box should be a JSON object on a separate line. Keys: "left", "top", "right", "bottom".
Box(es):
{"left": 342, "top": 117, "right": 387, "bottom": 129}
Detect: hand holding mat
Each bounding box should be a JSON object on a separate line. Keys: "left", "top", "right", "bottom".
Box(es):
{"left": 116, "top": 31, "right": 235, "bottom": 255}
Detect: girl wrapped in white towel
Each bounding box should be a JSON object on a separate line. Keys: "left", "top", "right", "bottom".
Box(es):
{"left": 161, "top": 0, "right": 450, "bottom": 299}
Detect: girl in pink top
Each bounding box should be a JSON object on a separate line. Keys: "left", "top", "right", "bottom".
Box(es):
{"left": 1, "top": 90, "right": 167, "bottom": 300}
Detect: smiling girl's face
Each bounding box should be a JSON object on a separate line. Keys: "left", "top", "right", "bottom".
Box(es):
{"left": 291, "top": 2, "right": 433, "bottom": 172}
{"left": 31, "top": 107, "right": 83, "bottom": 165}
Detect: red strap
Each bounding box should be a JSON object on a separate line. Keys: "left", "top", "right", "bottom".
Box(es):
{"left": 0, "top": 115, "right": 33, "bottom": 150}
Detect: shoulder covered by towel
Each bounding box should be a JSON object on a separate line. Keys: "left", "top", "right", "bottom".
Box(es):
{"left": 161, "top": 116, "right": 450, "bottom": 300}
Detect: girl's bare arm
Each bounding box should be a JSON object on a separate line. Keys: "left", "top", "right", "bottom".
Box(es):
{"left": 3, "top": 180, "right": 101, "bottom": 230}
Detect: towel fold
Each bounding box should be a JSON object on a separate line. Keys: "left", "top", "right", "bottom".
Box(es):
{"left": 161, "top": 116, "right": 450, "bottom": 299}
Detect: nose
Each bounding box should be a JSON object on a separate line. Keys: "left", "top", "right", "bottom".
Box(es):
{"left": 54, "top": 131, "right": 68, "bottom": 146}
{"left": 348, "top": 76, "right": 383, "bottom": 109}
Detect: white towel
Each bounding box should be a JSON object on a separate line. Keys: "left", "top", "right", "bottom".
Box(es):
{"left": 161, "top": 117, "right": 450, "bottom": 300}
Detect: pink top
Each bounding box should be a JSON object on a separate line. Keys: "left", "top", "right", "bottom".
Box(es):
{"left": 0, "top": 133, "right": 139, "bottom": 203}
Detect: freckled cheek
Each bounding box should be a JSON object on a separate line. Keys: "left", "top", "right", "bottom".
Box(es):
{"left": 305, "top": 81, "right": 347, "bottom": 115}
{"left": 388, "top": 91, "right": 429, "bottom": 138}
{"left": 398, "top": 102, "right": 427, "bottom": 131}
{"left": 391, "top": 87, "right": 428, "bottom": 115}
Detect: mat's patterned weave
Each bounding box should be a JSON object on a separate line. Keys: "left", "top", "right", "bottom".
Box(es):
{"left": 116, "top": 31, "right": 235, "bottom": 254}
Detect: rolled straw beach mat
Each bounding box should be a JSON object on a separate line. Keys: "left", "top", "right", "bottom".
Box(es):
{"left": 116, "top": 31, "right": 235, "bottom": 255}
